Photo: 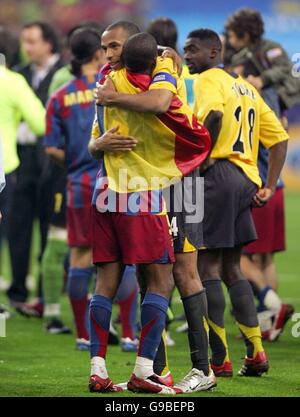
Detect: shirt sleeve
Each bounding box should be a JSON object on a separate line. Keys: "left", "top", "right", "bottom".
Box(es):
{"left": 193, "top": 75, "right": 225, "bottom": 123}
{"left": 43, "top": 94, "right": 64, "bottom": 149}
{"left": 149, "top": 57, "right": 178, "bottom": 95}
{"left": 259, "top": 96, "right": 289, "bottom": 148}
{"left": 14, "top": 73, "right": 46, "bottom": 136}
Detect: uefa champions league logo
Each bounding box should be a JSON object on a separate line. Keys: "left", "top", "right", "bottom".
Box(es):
{"left": 291, "top": 53, "right": 300, "bottom": 78}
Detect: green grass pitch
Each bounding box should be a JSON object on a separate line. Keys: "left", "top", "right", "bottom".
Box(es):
{"left": 0, "top": 192, "right": 300, "bottom": 397}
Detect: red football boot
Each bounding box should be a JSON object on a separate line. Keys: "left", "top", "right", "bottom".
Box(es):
{"left": 269, "top": 304, "right": 294, "bottom": 342}
{"left": 158, "top": 371, "right": 174, "bottom": 387}
{"left": 127, "top": 373, "right": 176, "bottom": 394}
{"left": 89, "top": 375, "right": 123, "bottom": 393}
{"left": 211, "top": 360, "right": 233, "bottom": 377}
{"left": 238, "top": 351, "right": 269, "bottom": 377}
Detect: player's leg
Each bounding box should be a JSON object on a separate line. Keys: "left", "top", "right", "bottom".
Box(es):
{"left": 198, "top": 248, "right": 232, "bottom": 377}
{"left": 88, "top": 207, "right": 125, "bottom": 393}
{"left": 128, "top": 262, "right": 176, "bottom": 395}
{"left": 173, "top": 249, "right": 216, "bottom": 392}
{"left": 241, "top": 253, "right": 284, "bottom": 338}
{"left": 66, "top": 200, "right": 96, "bottom": 349}
{"left": 43, "top": 226, "right": 71, "bottom": 334}
{"left": 222, "top": 245, "right": 269, "bottom": 376}
{"left": 89, "top": 261, "right": 124, "bottom": 393}
{"left": 43, "top": 173, "right": 70, "bottom": 333}
{"left": 67, "top": 246, "right": 94, "bottom": 350}
{"left": 259, "top": 253, "right": 294, "bottom": 341}
{"left": 138, "top": 264, "right": 173, "bottom": 384}
{"left": 260, "top": 253, "right": 278, "bottom": 290}
{"left": 115, "top": 213, "right": 176, "bottom": 394}
{"left": 115, "top": 265, "right": 139, "bottom": 351}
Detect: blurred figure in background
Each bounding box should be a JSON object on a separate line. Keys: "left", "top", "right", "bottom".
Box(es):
{"left": 147, "top": 17, "right": 196, "bottom": 106}
{"left": 0, "top": 28, "right": 46, "bottom": 311}
{"left": 7, "top": 22, "right": 64, "bottom": 309}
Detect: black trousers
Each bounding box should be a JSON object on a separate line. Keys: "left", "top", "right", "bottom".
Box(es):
{"left": 6, "top": 143, "right": 52, "bottom": 302}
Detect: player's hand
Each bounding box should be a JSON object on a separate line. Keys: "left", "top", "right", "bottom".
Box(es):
{"left": 94, "top": 126, "right": 138, "bottom": 152}
{"left": 247, "top": 75, "right": 263, "bottom": 91}
{"left": 162, "top": 47, "right": 183, "bottom": 76}
{"left": 94, "top": 79, "right": 116, "bottom": 105}
{"left": 252, "top": 187, "right": 274, "bottom": 208}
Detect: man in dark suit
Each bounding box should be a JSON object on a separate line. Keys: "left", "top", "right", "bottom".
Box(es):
{"left": 7, "top": 22, "right": 65, "bottom": 306}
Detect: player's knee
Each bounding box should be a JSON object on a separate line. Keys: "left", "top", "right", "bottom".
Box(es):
{"left": 199, "top": 264, "right": 221, "bottom": 282}
{"left": 147, "top": 274, "right": 174, "bottom": 298}
{"left": 222, "top": 262, "right": 244, "bottom": 287}
{"left": 70, "top": 247, "right": 92, "bottom": 268}
{"left": 173, "top": 262, "right": 198, "bottom": 288}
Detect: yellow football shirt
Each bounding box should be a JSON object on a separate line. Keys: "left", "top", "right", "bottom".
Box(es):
{"left": 193, "top": 68, "right": 289, "bottom": 187}
{"left": 91, "top": 57, "right": 188, "bottom": 140}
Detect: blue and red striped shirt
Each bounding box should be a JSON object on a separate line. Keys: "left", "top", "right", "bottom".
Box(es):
{"left": 44, "top": 73, "right": 99, "bottom": 208}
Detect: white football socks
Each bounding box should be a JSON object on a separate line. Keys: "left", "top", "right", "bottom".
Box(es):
{"left": 91, "top": 356, "right": 108, "bottom": 379}
{"left": 263, "top": 287, "right": 282, "bottom": 313}
{"left": 133, "top": 356, "right": 154, "bottom": 379}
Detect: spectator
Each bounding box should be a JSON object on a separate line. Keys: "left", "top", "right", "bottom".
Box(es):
{"left": 7, "top": 22, "right": 64, "bottom": 307}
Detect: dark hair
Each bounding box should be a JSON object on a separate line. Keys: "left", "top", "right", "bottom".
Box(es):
{"left": 67, "top": 21, "right": 104, "bottom": 45}
{"left": 147, "top": 17, "right": 178, "bottom": 50}
{"left": 23, "top": 21, "right": 60, "bottom": 53}
{"left": 105, "top": 20, "right": 140, "bottom": 37}
{"left": 225, "top": 8, "right": 264, "bottom": 43}
{"left": 187, "top": 28, "right": 222, "bottom": 50}
{"left": 122, "top": 32, "right": 157, "bottom": 73}
{"left": 69, "top": 28, "right": 101, "bottom": 76}
{"left": 0, "top": 27, "right": 20, "bottom": 68}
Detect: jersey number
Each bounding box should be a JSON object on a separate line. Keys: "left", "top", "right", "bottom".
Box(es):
{"left": 232, "top": 106, "right": 255, "bottom": 153}
{"left": 170, "top": 217, "right": 178, "bottom": 237}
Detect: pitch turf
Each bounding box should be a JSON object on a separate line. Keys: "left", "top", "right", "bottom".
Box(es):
{"left": 0, "top": 192, "right": 300, "bottom": 397}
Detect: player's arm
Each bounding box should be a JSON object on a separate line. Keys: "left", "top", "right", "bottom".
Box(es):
{"left": 203, "top": 110, "right": 223, "bottom": 149}
{"left": 45, "top": 147, "right": 65, "bottom": 164}
{"left": 88, "top": 126, "right": 138, "bottom": 159}
{"left": 43, "top": 94, "right": 65, "bottom": 165}
{"left": 252, "top": 140, "right": 288, "bottom": 207}
{"left": 96, "top": 82, "right": 173, "bottom": 114}
{"left": 95, "top": 59, "right": 178, "bottom": 114}
{"left": 253, "top": 99, "right": 289, "bottom": 207}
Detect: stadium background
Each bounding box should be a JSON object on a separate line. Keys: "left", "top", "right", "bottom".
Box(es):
{"left": 0, "top": 0, "right": 299, "bottom": 397}
{"left": 1, "top": 0, "right": 300, "bottom": 189}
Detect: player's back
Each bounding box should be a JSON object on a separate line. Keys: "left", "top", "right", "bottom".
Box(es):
{"left": 47, "top": 74, "right": 99, "bottom": 185}
{"left": 194, "top": 68, "right": 288, "bottom": 187}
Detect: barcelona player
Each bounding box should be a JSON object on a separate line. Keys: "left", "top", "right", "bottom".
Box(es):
{"left": 44, "top": 28, "right": 103, "bottom": 350}
{"left": 184, "top": 28, "right": 289, "bottom": 376}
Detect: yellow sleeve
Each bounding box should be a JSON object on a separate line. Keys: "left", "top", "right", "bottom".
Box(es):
{"left": 259, "top": 96, "right": 289, "bottom": 148}
{"left": 149, "top": 57, "right": 178, "bottom": 95}
{"left": 193, "top": 75, "right": 225, "bottom": 123}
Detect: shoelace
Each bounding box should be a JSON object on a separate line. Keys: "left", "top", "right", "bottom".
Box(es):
{"left": 176, "top": 369, "right": 205, "bottom": 390}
